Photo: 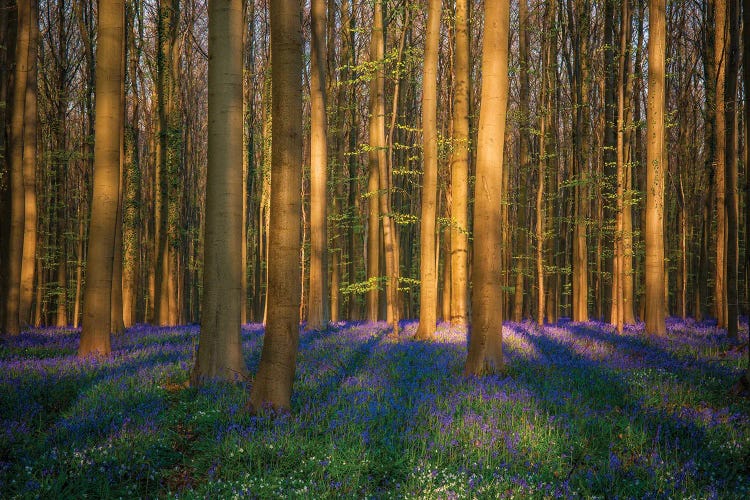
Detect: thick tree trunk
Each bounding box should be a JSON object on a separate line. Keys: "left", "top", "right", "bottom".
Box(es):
{"left": 4, "top": 0, "right": 30, "bottom": 335}
{"left": 644, "top": 0, "right": 666, "bottom": 336}
{"left": 249, "top": 0, "right": 303, "bottom": 412}
{"left": 307, "top": 0, "right": 329, "bottom": 330}
{"left": 465, "top": 0, "right": 509, "bottom": 377}
{"left": 79, "top": 0, "right": 124, "bottom": 356}
{"left": 191, "top": 0, "right": 247, "bottom": 383}
{"left": 414, "top": 0, "right": 441, "bottom": 341}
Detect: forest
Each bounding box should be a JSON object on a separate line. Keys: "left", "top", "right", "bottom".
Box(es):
{"left": 0, "top": 0, "right": 749, "bottom": 497}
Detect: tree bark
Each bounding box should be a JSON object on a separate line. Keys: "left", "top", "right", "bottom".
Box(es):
{"left": 450, "top": 0, "right": 470, "bottom": 326}
{"left": 307, "top": 0, "right": 329, "bottom": 330}
{"left": 249, "top": 0, "right": 303, "bottom": 412}
{"left": 724, "top": 0, "right": 739, "bottom": 338}
{"left": 644, "top": 0, "right": 666, "bottom": 336}
{"left": 465, "top": 0, "right": 509, "bottom": 377}
{"left": 414, "top": 0, "right": 441, "bottom": 341}
{"left": 4, "top": 0, "right": 30, "bottom": 335}
{"left": 714, "top": 0, "right": 727, "bottom": 328}
{"left": 190, "top": 0, "right": 247, "bottom": 383}
{"left": 79, "top": 0, "right": 124, "bottom": 356}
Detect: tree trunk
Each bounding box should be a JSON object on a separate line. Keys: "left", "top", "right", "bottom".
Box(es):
{"left": 537, "top": 0, "right": 555, "bottom": 326}
{"left": 724, "top": 0, "right": 739, "bottom": 338}
{"left": 613, "top": 0, "right": 631, "bottom": 333}
{"left": 191, "top": 0, "right": 247, "bottom": 383}
{"left": 570, "top": 0, "right": 590, "bottom": 323}
{"left": 370, "top": 0, "right": 399, "bottom": 334}
{"left": 742, "top": 0, "right": 750, "bottom": 378}
{"left": 714, "top": 0, "right": 727, "bottom": 328}
{"left": 19, "top": 0, "right": 38, "bottom": 329}
{"left": 644, "top": 0, "right": 666, "bottom": 336}
{"left": 307, "top": 0, "right": 329, "bottom": 330}
{"left": 79, "top": 0, "right": 124, "bottom": 356}
{"left": 465, "top": 0, "right": 509, "bottom": 377}
{"left": 249, "top": 0, "right": 303, "bottom": 412}
{"left": 414, "top": 0, "right": 441, "bottom": 341}
{"left": 4, "top": 0, "right": 30, "bottom": 335}
{"left": 122, "top": 0, "right": 141, "bottom": 328}
{"left": 450, "top": 0, "right": 470, "bottom": 327}
{"left": 512, "top": 0, "right": 530, "bottom": 323}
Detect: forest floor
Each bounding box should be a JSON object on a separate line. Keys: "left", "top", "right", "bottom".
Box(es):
{"left": 1, "top": 318, "right": 749, "bottom": 498}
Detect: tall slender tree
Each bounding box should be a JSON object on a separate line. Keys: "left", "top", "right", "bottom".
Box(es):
{"left": 190, "top": 0, "right": 247, "bottom": 383}
{"left": 714, "top": 0, "right": 727, "bottom": 328}
{"left": 78, "top": 0, "right": 124, "bottom": 357}
{"left": 154, "top": 0, "right": 180, "bottom": 326}
{"left": 741, "top": 0, "right": 750, "bottom": 387}
{"left": 450, "top": 0, "right": 470, "bottom": 326}
{"left": 249, "top": 0, "right": 303, "bottom": 412}
{"left": 370, "top": 0, "right": 400, "bottom": 334}
{"left": 644, "top": 0, "right": 666, "bottom": 336}
{"left": 415, "top": 0, "right": 441, "bottom": 341}
{"left": 724, "top": 0, "right": 739, "bottom": 339}
{"left": 19, "top": 0, "right": 38, "bottom": 328}
{"left": 465, "top": 0, "right": 510, "bottom": 376}
{"left": 307, "top": 0, "right": 329, "bottom": 331}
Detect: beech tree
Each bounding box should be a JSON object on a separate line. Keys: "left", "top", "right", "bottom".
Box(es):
{"left": 190, "top": 0, "right": 247, "bottom": 383}
{"left": 450, "top": 0, "right": 470, "bottom": 327}
{"left": 249, "top": 0, "right": 303, "bottom": 412}
{"left": 3, "top": 0, "right": 31, "bottom": 335}
{"left": 78, "top": 0, "right": 124, "bottom": 357}
{"left": 414, "top": 0, "right": 441, "bottom": 341}
{"left": 644, "top": 0, "right": 666, "bottom": 336}
{"left": 307, "top": 0, "right": 329, "bottom": 331}
{"left": 465, "top": 0, "right": 510, "bottom": 376}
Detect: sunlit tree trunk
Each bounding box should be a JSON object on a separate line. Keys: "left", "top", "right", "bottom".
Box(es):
{"left": 78, "top": 0, "right": 124, "bottom": 356}
{"left": 4, "top": 0, "right": 30, "bottom": 335}
{"left": 644, "top": 0, "right": 666, "bottom": 336}
{"left": 190, "top": 0, "right": 247, "bottom": 383}
{"left": 415, "top": 0, "right": 441, "bottom": 341}
{"left": 450, "top": 0, "right": 470, "bottom": 326}
{"left": 465, "top": 0, "right": 509, "bottom": 376}
{"left": 249, "top": 0, "right": 303, "bottom": 412}
{"left": 365, "top": 66, "right": 380, "bottom": 323}
{"left": 307, "top": 0, "right": 329, "bottom": 330}
{"left": 19, "top": 0, "right": 38, "bottom": 329}
{"left": 714, "top": 0, "right": 727, "bottom": 328}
